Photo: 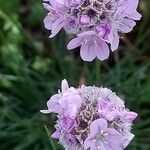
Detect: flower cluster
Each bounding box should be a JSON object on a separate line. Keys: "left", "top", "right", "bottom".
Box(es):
{"left": 41, "top": 79, "right": 138, "bottom": 150}
{"left": 43, "top": 0, "right": 141, "bottom": 61}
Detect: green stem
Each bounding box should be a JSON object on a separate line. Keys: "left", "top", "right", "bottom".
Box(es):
{"left": 95, "top": 59, "right": 101, "bottom": 85}
{"left": 44, "top": 125, "right": 57, "bottom": 150}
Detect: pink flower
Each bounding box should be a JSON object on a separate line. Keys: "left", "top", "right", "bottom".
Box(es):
{"left": 84, "top": 118, "right": 124, "bottom": 150}
{"left": 67, "top": 31, "right": 110, "bottom": 61}
{"left": 43, "top": 0, "right": 141, "bottom": 61}
{"left": 40, "top": 79, "right": 82, "bottom": 118}
{"left": 41, "top": 80, "right": 138, "bottom": 150}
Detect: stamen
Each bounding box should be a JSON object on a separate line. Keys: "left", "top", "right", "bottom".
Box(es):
{"left": 101, "top": 130, "right": 104, "bottom": 134}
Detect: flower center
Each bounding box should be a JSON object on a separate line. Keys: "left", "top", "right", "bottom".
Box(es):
{"left": 95, "top": 130, "right": 108, "bottom": 143}
{"left": 68, "top": 0, "right": 118, "bottom": 28}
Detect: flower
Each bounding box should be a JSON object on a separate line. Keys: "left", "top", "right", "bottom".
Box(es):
{"left": 43, "top": 0, "right": 141, "bottom": 61}
{"left": 40, "top": 79, "right": 82, "bottom": 118}
{"left": 67, "top": 31, "right": 110, "bottom": 61}
{"left": 84, "top": 118, "right": 124, "bottom": 150}
{"left": 41, "top": 79, "right": 138, "bottom": 150}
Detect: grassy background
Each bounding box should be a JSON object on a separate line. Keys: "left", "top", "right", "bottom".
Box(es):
{"left": 0, "top": 0, "right": 150, "bottom": 149}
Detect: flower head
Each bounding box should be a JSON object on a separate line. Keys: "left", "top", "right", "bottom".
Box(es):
{"left": 41, "top": 79, "right": 138, "bottom": 150}
{"left": 43, "top": 0, "right": 141, "bottom": 61}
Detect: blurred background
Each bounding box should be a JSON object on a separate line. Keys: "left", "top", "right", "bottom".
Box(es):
{"left": 0, "top": 0, "right": 149, "bottom": 150}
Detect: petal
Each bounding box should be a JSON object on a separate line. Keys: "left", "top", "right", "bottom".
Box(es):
{"left": 107, "top": 143, "right": 122, "bottom": 150}
{"left": 118, "top": 19, "right": 136, "bottom": 33}
{"left": 89, "top": 119, "right": 108, "bottom": 138}
{"left": 44, "top": 15, "right": 52, "bottom": 30}
{"left": 84, "top": 139, "right": 102, "bottom": 150}
{"left": 128, "top": 12, "right": 142, "bottom": 21}
{"left": 43, "top": 3, "right": 53, "bottom": 11}
{"left": 47, "top": 94, "right": 62, "bottom": 113}
{"left": 123, "top": 111, "right": 138, "bottom": 122}
{"left": 58, "top": 89, "right": 82, "bottom": 118}
{"left": 112, "top": 34, "right": 119, "bottom": 51}
{"left": 51, "top": 130, "right": 61, "bottom": 139}
{"left": 106, "top": 111, "right": 118, "bottom": 121}
{"left": 80, "top": 40, "right": 96, "bottom": 61}
{"left": 95, "top": 40, "right": 110, "bottom": 61}
{"left": 84, "top": 139, "right": 92, "bottom": 149}
{"left": 49, "top": 18, "right": 65, "bottom": 38}
{"left": 66, "top": 102, "right": 79, "bottom": 118}
{"left": 78, "top": 31, "right": 96, "bottom": 37}
{"left": 40, "top": 109, "right": 51, "bottom": 114}
{"left": 40, "top": 94, "right": 61, "bottom": 114}
{"left": 108, "top": 29, "right": 119, "bottom": 51}
{"left": 66, "top": 98, "right": 82, "bottom": 118}
{"left": 98, "top": 142, "right": 108, "bottom": 150}
{"left": 55, "top": 0, "right": 65, "bottom": 5}
{"left": 125, "top": 0, "right": 142, "bottom": 20}
{"left": 49, "top": 0, "right": 66, "bottom": 13}
{"left": 61, "top": 79, "right": 69, "bottom": 93}
{"left": 123, "top": 132, "right": 135, "bottom": 148}
{"left": 106, "top": 128, "right": 123, "bottom": 144}
{"left": 59, "top": 116, "right": 75, "bottom": 132}
{"left": 67, "top": 37, "right": 82, "bottom": 50}
{"left": 117, "top": 0, "right": 141, "bottom": 20}
{"left": 90, "top": 142, "right": 99, "bottom": 150}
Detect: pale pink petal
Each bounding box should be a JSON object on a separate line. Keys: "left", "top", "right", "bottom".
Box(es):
{"left": 125, "top": 0, "right": 142, "bottom": 20}
{"left": 61, "top": 79, "right": 69, "bottom": 93}
{"left": 47, "top": 94, "right": 62, "bottom": 113}
{"left": 123, "top": 132, "right": 135, "bottom": 148}
{"left": 106, "top": 111, "right": 118, "bottom": 121}
{"left": 106, "top": 128, "right": 124, "bottom": 144}
{"left": 119, "top": 18, "right": 136, "bottom": 33}
{"left": 40, "top": 94, "right": 61, "bottom": 114}
{"left": 67, "top": 37, "right": 82, "bottom": 50}
{"left": 80, "top": 40, "right": 96, "bottom": 61}
{"left": 40, "top": 109, "right": 51, "bottom": 114}
{"left": 107, "top": 143, "right": 122, "bottom": 150}
{"left": 55, "top": 0, "right": 65, "bottom": 5}
{"left": 99, "top": 142, "right": 108, "bottom": 150}
{"left": 49, "top": 0, "right": 66, "bottom": 13}
{"left": 44, "top": 15, "right": 52, "bottom": 30}
{"left": 43, "top": 3, "right": 53, "bottom": 12}
{"left": 84, "top": 139, "right": 92, "bottom": 149}
{"left": 84, "top": 139, "right": 100, "bottom": 150}
{"left": 123, "top": 111, "right": 138, "bottom": 122}
{"left": 109, "top": 29, "right": 119, "bottom": 51}
{"left": 51, "top": 130, "right": 61, "bottom": 139}
{"left": 50, "top": 18, "right": 65, "bottom": 38}
{"left": 78, "top": 31, "right": 96, "bottom": 37}
{"left": 90, "top": 118, "right": 108, "bottom": 138}
{"left": 95, "top": 40, "right": 110, "bottom": 61}
{"left": 90, "top": 143, "right": 98, "bottom": 150}
{"left": 112, "top": 35, "right": 119, "bottom": 51}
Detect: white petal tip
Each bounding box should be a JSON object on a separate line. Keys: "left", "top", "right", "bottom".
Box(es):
{"left": 40, "top": 110, "right": 51, "bottom": 114}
